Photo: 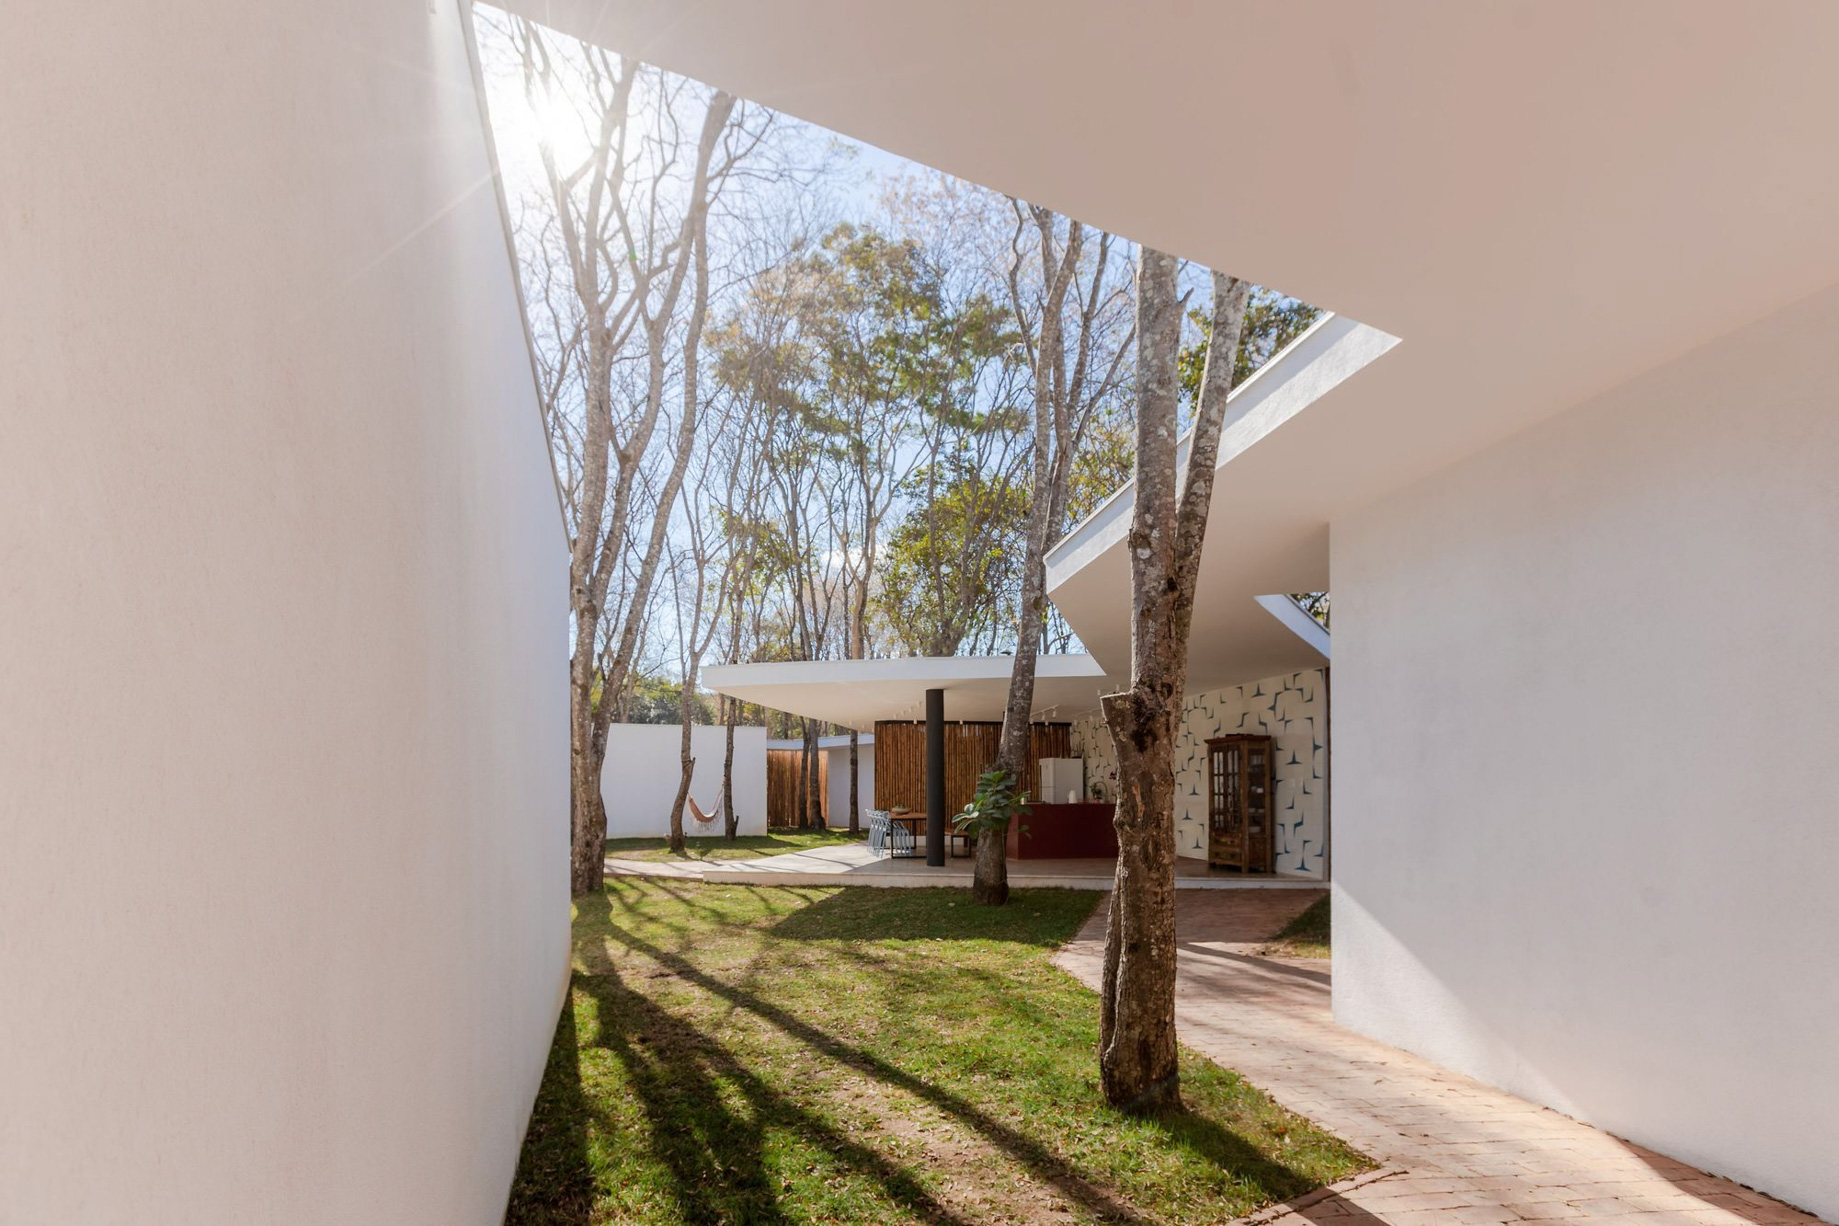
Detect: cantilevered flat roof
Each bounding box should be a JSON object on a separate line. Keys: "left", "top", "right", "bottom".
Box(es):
{"left": 501, "top": 1, "right": 1839, "bottom": 488}
{"left": 706, "top": 655, "right": 1118, "bottom": 733}
{"left": 765, "top": 734, "right": 875, "bottom": 751}
{"left": 1045, "top": 315, "right": 1383, "bottom": 688}
{"left": 510, "top": 0, "right": 1839, "bottom": 689}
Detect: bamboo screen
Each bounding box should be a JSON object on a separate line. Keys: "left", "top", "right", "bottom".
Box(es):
{"left": 872, "top": 721, "right": 1072, "bottom": 816}
{"left": 766, "top": 748, "right": 828, "bottom": 828}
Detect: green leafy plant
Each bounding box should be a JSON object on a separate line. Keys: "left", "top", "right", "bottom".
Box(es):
{"left": 953, "top": 767, "right": 1032, "bottom": 842}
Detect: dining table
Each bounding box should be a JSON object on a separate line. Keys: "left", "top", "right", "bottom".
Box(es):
{"left": 889, "top": 809, "right": 973, "bottom": 857}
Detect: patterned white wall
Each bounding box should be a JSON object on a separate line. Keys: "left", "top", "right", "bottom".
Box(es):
{"left": 1069, "top": 668, "right": 1326, "bottom": 878}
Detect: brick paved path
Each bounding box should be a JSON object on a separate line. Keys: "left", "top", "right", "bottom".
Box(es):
{"left": 1054, "top": 891, "right": 1825, "bottom": 1226}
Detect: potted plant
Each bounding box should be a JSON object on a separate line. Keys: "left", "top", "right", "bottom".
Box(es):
{"left": 953, "top": 767, "right": 1032, "bottom": 848}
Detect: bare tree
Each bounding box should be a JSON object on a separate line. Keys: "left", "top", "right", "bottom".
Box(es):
{"left": 716, "top": 254, "right": 850, "bottom": 828}
{"left": 500, "top": 14, "right": 757, "bottom": 896}
{"left": 817, "top": 228, "right": 932, "bottom": 832}
{"left": 974, "top": 205, "right": 1133, "bottom": 906}
{"left": 712, "top": 400, "right": 771, "bottom": 840}
{"left": 1098, "top": 256, "right": 1250, "bottom": 1111}
{"left": 661, "top": 240, "right": 734, "bottom": 854}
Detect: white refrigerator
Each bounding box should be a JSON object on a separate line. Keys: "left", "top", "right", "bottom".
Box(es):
{"left": 1038, "top": 757, "right": 1086, "bottom": 805}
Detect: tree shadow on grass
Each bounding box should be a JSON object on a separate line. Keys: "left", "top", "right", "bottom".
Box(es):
{"left": 573, "top": 894, "right": 975, "bottom": 1225}
{"left": 1142, "top": 1099, "right": 1331, "bottom": 1205}
{"left": 594, "top": 893, "right": 1322, "bottom": 1223}
{"left": 767, "top": 886, "right": 1095, "bottom": 947}
{"left": 609, "top": 876, "right": 749, "bottom": 932}
{"left": 506, "top": 982, "right": 596, "bottom": 1225}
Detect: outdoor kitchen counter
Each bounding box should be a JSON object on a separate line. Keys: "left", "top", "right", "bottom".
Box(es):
{"left": 1007, "top": 802, "right": 1118, "bottom": 860}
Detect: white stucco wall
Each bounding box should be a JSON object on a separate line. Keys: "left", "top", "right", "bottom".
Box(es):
{"left": 826, "top": 741, "right": 876, "bottom": 828}
{"left": 1333, "top": 284, "right": 1839, "bottom": 1218}
{"left": 1069, "top": 668, "right": 1327, "bottom": 876}
{"left": 0, "top": 3, "right": 570, "bottom": 1222}
{"left": 603, "top": 724, "right": 769, "bottom": 838}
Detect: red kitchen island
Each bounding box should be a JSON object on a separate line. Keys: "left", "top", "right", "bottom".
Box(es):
{"left": 1006, "top": 802, "right": 1118, "bottom": 859}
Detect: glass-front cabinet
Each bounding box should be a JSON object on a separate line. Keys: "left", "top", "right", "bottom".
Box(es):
{"left": 1205, "top": 734, "right": 1275, "bottom": 873}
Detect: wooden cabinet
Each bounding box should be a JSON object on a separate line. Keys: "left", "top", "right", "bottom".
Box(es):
{"left": 1205, "top": 734, "right": 1275, "bottom": 873}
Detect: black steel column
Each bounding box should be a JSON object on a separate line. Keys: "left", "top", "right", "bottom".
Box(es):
{"left": 925, "top": 687, "right": 945, "bottom": 866}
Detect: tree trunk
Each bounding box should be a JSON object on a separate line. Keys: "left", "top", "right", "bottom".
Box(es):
{"left": 804, "top": 720, "right": 823, "bottom": 828}
{"left": 1099, "top": 247, "right": 1185, "bottom": 1112}
{"left": 667, "top": 744, "right": 694, "bottom": 854}
{"left": 668, "top": 673, "right": 697, "bottom": 855}
{"left": 722, "top": 696, "right": 739, "bottom": 840}
{"left": 848, "top": 729, "right": 861, "bottom": 835}
{"left": 974, "top": 486, "right": 1053, "bottom": 906}
{"left": 976, "top": 211, "right": 1084, "bottom": 907}
{"left": 793, "top": 730, "right": 808, "bottom": 831}
{"left": 1099, "top": 685, "right": 1182, "bottom": 1112}
{"left": 566, "top": 632, "right": 603, "bottom": 893}
{"left": 1098, "top": 255, "right": 1252, "bottom": 1112}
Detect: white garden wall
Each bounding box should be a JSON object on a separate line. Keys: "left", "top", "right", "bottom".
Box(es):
{"left": 603, "top": 724, "right": 769, "bottom": 838}
{"left": 826, "top": 740, "right": 876, "bottom": 828}
{"left": 1333, "top": 283, "right": 1839, "bottom": 1219}
{"left": 1069, "top": 669, "right": 1327, "bottom": 877}
{"left": 0, "top": 3, "right": 571, "bottom": 1222}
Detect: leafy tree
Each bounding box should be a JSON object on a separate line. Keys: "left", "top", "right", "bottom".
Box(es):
{"left": 877, "top": 458, "right": 1031, "bottom": 656}
{"left": 1063, "top": 400, "right": 1137, "bottom": 527}
{"left": 1292, "top": 592, "right": 1330, "bottom": 629}
{"left": 624, "top": 673, "right": 717, "bottom": 725}
{"left": 1178, "top": 288, "right": 1319, "bottom": 407}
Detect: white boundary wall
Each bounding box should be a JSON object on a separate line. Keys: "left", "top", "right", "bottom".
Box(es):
{"left": 1333, "top": 283, "right": 1839, "bottom": 1218}
{"left": 825, "top": 741, "right": 876, "bottom": 827}
{"left": 0, "top": 3, "right": 570, "bottom": 1220}
{"left": 603, "top": 725, "right": 769, "bottom": 838}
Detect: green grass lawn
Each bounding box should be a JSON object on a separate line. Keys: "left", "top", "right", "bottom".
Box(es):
{"left": 1263, "top": 895, "right": 1331, "bottom": 960}
{"left": 508, "top": 880, "right": 1370, "bottom": 1225}
{"left": 604, "top": 828, "right": 865, "bottom": 863}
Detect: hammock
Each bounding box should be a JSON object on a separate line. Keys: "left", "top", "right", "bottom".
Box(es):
{"left": 686, "top": 792, "right": 726, "bottom": 830}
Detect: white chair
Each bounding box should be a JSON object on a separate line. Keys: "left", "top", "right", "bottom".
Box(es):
{"left": 865, "top": 808, "right": 889, "bottom": 854}
{"left": 885, "top": 814, "right": 916, "bottom": 859}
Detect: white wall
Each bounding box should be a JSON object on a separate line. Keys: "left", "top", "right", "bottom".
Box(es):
{"left": 1333, "top": 283, "right": 1839, "bottom": 1217}
{"left": 1070, "top": 669, "right": 1327, "bottom": 876}
{"left": 603, "top": 725, "right": 768, "bottom": 838}
{"left": 0, "top": 3, "right": 570, "bottom": 1222}
{"left": 826, "top": 741, "right": 876, "bottom": 827}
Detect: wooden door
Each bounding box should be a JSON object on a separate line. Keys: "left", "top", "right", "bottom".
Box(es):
{"left": 1207, "top": 735, "right": 1273, "bottom": 872}
{"left": 1245, "top": 739, "right": 1272, "bottom": 873}
{"left": 1207, "top": 738, "right": 1244, "bottom": 869}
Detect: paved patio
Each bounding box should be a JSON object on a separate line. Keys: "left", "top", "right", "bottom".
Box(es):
{"left": 605, "top": 841, "right": 1324, "bottom": 890}
{"left": 1054, "top": 892, "right": 1827, "bottom": 1226}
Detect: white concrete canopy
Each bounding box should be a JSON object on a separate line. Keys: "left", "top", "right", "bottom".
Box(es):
{"left": 501, "top": 0, "right": 1839, "bottom": 689}
{"left": 503, "top": 1, "right": 1839, "bottom": 434}
{"left": 766, "top": 734, "right": 875, "bottom": 750}
{"left": 1044, "top": 314, "right": 1379, "bottom": 687}
{"left": 706, "top": 655, "right": 1117, "bottom": 732}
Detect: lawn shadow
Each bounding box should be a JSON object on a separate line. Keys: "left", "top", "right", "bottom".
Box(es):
{"left": 768, "top": 886, "right": 1094, "bottom": 947}
{"left": 573, "top": 893, "right": 974, "bottom": 1225}
{"left": 505, "top": 980, "right": 595, "bottom": 1225}
{"left": 599, "top": 893, "right": 1321, "bottom": 1224}
{"left": 1144, "top": 1100, "right": 1333, "bottom": 1206}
